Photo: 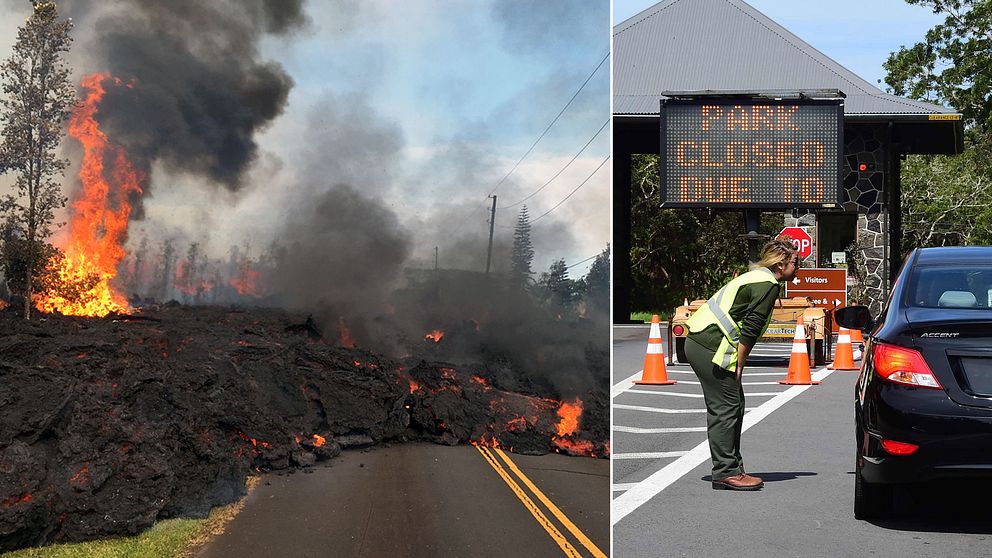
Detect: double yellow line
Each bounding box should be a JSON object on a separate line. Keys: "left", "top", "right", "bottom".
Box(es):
{"left": 475, "top": 445, "right": 606, "bottom": 558}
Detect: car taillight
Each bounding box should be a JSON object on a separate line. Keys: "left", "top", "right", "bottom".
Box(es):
{"left": 880, "top": 438, "right": 919, "bottom": 456}
{"left": 873, "top": 342, "right": 943, "bottom": 389}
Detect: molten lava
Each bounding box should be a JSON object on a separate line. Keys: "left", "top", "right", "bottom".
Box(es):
{"left": 312, "top": 434, "right": 326, "bottom": 447}
{"left": 425, "top": 329, "right": 444, "bottom": 343}
{"left": 555, "top": 399, "right": 583, "bottom": 436}
{"left": 35, "top": 73, "right": 141, "bottom": 317}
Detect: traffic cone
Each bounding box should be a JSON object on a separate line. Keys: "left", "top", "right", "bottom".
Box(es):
{"left": 779, "top": 316, "right": 820, "bottom": 385}
{"left": 828, "top": 328, "right": 859, "bottom": 370}
{"left": 850, "top": 327, "right": 864, "bottom": 359}
{"left": 635, "top": 315, "right": 676, "bottom": 385}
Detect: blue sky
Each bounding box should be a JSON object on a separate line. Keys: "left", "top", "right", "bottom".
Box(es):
{"left": 614, "top": 0, "right": 945, "bottom": 89}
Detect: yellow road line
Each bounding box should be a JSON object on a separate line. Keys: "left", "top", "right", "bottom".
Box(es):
{"left": 474, "top": 445, "right": 582, "bottom": 558}
{"left": 494, "top": 447, "right": 607, "bottom": 558}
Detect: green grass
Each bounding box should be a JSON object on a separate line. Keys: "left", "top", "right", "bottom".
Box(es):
{"left": 0, "top": 490, "right": 250, "bottom": 558}
{"left": 630, "top": 311, "right": 670, "bottom": 323}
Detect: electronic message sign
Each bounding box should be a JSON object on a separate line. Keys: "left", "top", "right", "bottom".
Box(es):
{"left": 660, "top": 97, "right": 844, "bottom": 208}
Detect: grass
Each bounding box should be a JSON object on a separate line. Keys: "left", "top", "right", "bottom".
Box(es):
{"left": 630, "top": 311, "right": 670, "bottom": 323}
{"left": 1, "top": 477, "right": 259, "bottom": 558}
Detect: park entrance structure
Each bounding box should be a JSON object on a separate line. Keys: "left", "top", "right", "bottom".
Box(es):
{"left": 613, "top": 0, "right": 964, "bottom": 323}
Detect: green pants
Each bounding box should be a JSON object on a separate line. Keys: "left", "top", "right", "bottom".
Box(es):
{"left": 685, "top": 335, "right": 745, "bottom": 479}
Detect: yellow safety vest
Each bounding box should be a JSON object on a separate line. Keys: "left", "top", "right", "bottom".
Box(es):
{"left": 685, "top": 267, "right": 779, "bottom": 371}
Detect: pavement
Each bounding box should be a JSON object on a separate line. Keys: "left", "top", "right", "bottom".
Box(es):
{"left": 612, "top": 325, "right": 992, "bottom": 557}
{"left": 196, "top": 442, "right": 608, "bottom": 558}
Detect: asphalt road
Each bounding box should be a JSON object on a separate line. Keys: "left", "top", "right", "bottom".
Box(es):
{"left": 196, "top": 442, "right": 608, "bottom": 558}
{"left": 613, "top": 324, "right": 992, "bottom": 557}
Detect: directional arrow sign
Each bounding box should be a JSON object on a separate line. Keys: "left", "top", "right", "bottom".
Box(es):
{"left": 786, "top": 268, "right": 848, "bottom": 333}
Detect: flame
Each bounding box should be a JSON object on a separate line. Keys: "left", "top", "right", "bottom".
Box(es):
{"left": 35, "top": 73, "right": 141, "bottom": 317}
{"left": 425, "top": 329, "right": 444, "bottom": 343}
{"left": 337, "top": 317, "right": 355, "bottom": 348}
{"left": 409, "top": 380, "right": 420, "bottom": 393}
{"left": 555, "top": 399, "right": 583, "bottom": 436}
{"left": 230, "top": 263, "right": 260, "bottom": 296}
{"left": 312, "top": 434, "right": 325, "bottom": 447}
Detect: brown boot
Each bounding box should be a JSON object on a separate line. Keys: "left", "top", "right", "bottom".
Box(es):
{"left": 712, "top": 473, "right": 764, "bottom": 491}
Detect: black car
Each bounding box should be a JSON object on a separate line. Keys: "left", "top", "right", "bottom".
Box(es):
{"left": 836, "top": 246, "right": 992, "bottom": 519}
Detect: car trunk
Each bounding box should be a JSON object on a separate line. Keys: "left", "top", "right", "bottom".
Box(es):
{"left": 906, "top": 308, "right": 992, "bottom": 409}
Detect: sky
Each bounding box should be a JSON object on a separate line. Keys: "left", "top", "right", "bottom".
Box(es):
{"left": 0, "top": 0, "right": 611, "bottom": 278}
{"left": 613, "top": 0, "right": 945, "bottom": 89}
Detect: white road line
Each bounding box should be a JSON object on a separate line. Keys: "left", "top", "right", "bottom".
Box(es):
{"left": 624, "top": 389, "right": 780, "bottom": 398}
{"left": 613, "top": 404, "right": 758, "bottom": 414}
{"left": 670, "top": 380, "right": 786, "bottom": 386}
{"left": 613, "top": 426, "right": 707, "bottom": 434}
{"left": 612, "top": 370, "right": 644, "bottom": 398}
{"left": 613, "top": 483, "right": 639, "bottom": 492}
{"left": 623, "top": 389, "right": 703, "bottom": 399}
{"left": 612, "top": 367, "right": 835, "bottom": 525}
{"left": 613, "top": 452, "right": 688, "bottom": 460}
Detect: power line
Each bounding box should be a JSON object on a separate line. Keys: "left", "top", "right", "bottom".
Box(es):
{"left": 486, "top": 51, "right": 609, "bottom": 198}
{"left": 499, "top": 119, "right": 609, "bottom": 210}
{"left": 448, "top": 50, "right": 609, "bottom": 237}
{"left": 530, "top": 156, "right": 610, "bottom": 224}
{"left": 565, "top": 253, "right": 600, "bottom": 270}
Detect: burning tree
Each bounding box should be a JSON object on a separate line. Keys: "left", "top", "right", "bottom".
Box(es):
{"left": 0, "top": 1, "right": 75, "bottom": 319}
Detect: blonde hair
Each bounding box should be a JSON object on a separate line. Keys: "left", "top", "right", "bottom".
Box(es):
{"left": 756, "top": 238, "right": 796, "bottom": 269}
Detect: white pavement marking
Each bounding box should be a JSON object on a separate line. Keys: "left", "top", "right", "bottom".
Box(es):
{"left": 612, "top": 483, "right": 639, "bottom": 492}
{"left": 624, "top": 389, "right": 703, "bottom": 399}
{"left": 614, "top": 426, "right": 707, "bottom": 434}
{"left": 612, "top": 370, "right": 644, "bottom": 399}
{"left": 613, "top": 452, "right": 688, "bottom": 460}
{"left": 612, "top": 366, "right": 835, "bottom": 525}
{"left": 669, "top": 379, "right": 785, "bottom": 386}
{"left": 613, "top": 404, "right": 757, "bottom": 414}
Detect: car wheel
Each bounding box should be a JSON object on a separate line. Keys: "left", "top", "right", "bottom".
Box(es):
{"left": 854, "top": 448, "right": 892, "bottom": 519}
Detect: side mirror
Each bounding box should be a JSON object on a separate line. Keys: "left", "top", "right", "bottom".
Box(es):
{"left": 834, "top": 305, "right": 873, "bottom": 332}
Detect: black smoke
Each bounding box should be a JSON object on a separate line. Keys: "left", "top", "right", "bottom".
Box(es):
{"left": 62, "top": 0, "right": 307, "bottom": 193}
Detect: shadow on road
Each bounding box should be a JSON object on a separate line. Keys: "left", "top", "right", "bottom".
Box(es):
{"left": 700, "top": 471, "right": 817, "bottom": 483}
{"left": 865, "top": 479, "right": 992, "bottom": 534}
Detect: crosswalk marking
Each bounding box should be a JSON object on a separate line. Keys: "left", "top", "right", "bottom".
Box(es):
{"left": 613, "top": 451, "right": 688, "bottom": 460}
{"left": 613, "top": 404, "right": 757, "bottom": 414}
{"left": 613, "top": 426, "right": 707, "bottom": 434}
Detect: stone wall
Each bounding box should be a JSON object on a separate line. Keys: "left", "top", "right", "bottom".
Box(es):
{"left": 782, "top": 125, "right": 889, "bottom": 315}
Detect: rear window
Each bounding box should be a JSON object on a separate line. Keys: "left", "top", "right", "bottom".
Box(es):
{"left": 908, "top": 266, "right": 992, "bottom": 309}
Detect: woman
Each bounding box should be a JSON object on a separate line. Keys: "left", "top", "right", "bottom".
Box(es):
{"left": 684, "top": 239, "right": 799, "bottom": 490}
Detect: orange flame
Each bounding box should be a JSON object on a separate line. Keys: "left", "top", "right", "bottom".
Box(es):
{"left": 409, "top": 380, "right": 420, "bottom": 393}
{"left": 425, "top": 329, "right": 444, "bottom": 343}
{"left": 230, "top": 263, "right": 260, "bottom": 296}
{"left": 312, "top": 434, "right": 325, "bottom": 447}
{"left": 35, "top": 73, "right": 141, "bottom": 317}
{"left": 555, "top": 399, "right": 582, "bottom": 436}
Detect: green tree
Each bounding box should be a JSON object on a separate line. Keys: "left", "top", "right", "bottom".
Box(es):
{"left": 884, "top": 1, "right": 992, "bottom": 136}
{"left": 538, "top": 258, "right": 574, "bottom": 313}
{"left": 884, "top": 1, "right": 992, "bottom": 252}
{"left": 0, "top": 1, "right": 74, "bottom": 319}
{"left": 510, "top": 205, "right": 535, "bottom": 285}
{"left": 583, "top": 245, "right": 610, "bottom": 314}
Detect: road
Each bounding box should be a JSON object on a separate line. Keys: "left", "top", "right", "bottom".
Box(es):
{"left": 613, "top": 324, "right": 992, "bottom": 557}
{"left": 196, "top": 442, "right": 608, "bottom": 558}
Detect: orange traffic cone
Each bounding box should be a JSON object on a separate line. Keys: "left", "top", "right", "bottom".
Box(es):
{"left": 850, "top": 327, "right": 864, "bottom": 344}
{"left": 635, "top": 315, "right": 676, "bottom": 385}
{"left": 828, "top": 328, "right": 859, "bottom": 370}
{"left": 779, "top": 316, "right": 820, "bottom": 385}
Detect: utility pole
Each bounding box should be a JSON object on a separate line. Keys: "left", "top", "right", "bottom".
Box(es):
{"left": 485, "top": 195, "right": 497, "bottom": 275}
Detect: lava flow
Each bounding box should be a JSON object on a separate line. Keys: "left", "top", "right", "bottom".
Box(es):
{"left": 35, "top": 73, "right": 141, "bottom": 317}
{"left": 425, "top": 329, "right": 444, "bottom": 343}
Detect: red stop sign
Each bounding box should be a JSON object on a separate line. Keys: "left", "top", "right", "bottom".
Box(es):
{"left": 778, "top": 227, "right": 813, "bottom": 259}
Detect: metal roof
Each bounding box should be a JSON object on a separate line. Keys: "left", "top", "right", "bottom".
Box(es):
{"left": 613, "top": 0, "right": 957, "bottom": 118}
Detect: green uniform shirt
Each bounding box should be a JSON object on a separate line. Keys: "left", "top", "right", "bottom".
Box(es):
{"left": 688, "top": 282, "right": 780, "bottom": 352}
